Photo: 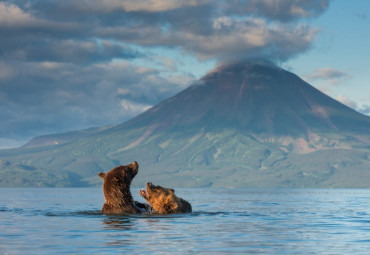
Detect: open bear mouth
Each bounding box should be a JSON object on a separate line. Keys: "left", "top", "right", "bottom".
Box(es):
{"left": 139, "top": 189, "right": 148, "bottom": 198}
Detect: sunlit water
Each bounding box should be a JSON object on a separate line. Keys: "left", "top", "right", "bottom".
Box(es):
{"left": 1, "top": 188, "right": 370, "bottom": 254}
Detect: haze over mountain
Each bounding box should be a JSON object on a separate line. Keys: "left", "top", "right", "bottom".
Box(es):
{"left": 1, "top": 60, "right": 369, "bottom": 188}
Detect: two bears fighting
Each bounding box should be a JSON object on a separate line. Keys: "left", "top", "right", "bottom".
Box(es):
{"left": 98, "top": 161, "right": 192, "bottom": 214}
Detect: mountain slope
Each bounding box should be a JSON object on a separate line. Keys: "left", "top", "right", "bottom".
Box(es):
{"left": 1, "top": 60, "right": 369, "bottom": 188}
{"left": 120, "top": 60, "right": 369, "bottom": 135}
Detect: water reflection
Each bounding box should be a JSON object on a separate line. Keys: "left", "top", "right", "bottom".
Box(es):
{"left": 102, "top": 215, "right": 137, "bottom": 230}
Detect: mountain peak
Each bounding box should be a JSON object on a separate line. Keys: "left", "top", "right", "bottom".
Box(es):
{"left": 127, "top": 59, "right": 370, "bottom": 136}
{"left": 203, "top": 59, "right": 281, "bottom": 81}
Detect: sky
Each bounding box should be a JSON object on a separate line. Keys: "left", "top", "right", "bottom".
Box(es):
{"left": 0, "top": 0, "right": 369, "bottom": 149}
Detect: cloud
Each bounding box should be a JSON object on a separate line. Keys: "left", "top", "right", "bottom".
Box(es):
{"left": 305, "top": 68, "right": 351, "bottom": 85}
{"left": 0, "top": 0, "right": 332, "bottom": 147}
{"left": 0, "top": 2, "right": 38, "bottom": 25}
{"left": 1, "top": 39, "right": 140, "bottom": 63}
{"left": 156, "top": 56, "right": 177, "bottom": 72}
{"left": 1, "top": 0, "right": 330, "bottom": 63}
{"left": 336, "top": 95, "right": 370, "bottom": 116}
{"left": 223, "top": 0, "right": 330, "bottom": 22}
{"left": 120, "top": 99, "right": 152, "bottom": 114}
{"left": 120, "top": 0, "right": 209, "bottom": 12}
{"left": 35, "top": 0, "right": 208, "bottom": 15}
{"left": 359, "top": 105, "right": 370, "bottom": 116}
{"left": 87, "top": 0, "right": 327, "bottom": 62}
{"left": 304, "top": 68, "right": 353, "bottom": 109}
{"left": 178, "top": 19, "right": 318, "bottom": 61}
{"left": 0, "top": 59, "right": 188, "bottom": 147}
{"left": 336, "top": 95, "right": 358, "bottom": 110}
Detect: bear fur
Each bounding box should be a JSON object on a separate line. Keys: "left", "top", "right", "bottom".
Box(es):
{"left": 139, "top": 182, "right": 192, "bottom": 214}
{"left": 98, "top": 161, "right": 150, "bottom": 214}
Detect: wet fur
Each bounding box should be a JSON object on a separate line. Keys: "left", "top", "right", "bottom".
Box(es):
{"left": 140, "top": 183, "right": 192, "bottom": 214}
{"left": 98, "top": 161, "right": 150, "bottom": 214}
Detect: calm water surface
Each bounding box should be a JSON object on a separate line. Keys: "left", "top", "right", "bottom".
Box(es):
{"left": 1, "top": 188, "right": 370, "bottom": 254}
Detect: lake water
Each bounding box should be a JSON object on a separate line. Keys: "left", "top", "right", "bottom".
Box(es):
{"left": 1, "top": 188, "right": 370, "bottom": 254}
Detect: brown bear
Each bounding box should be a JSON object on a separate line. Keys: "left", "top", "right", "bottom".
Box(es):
{"left": 139, "top": 182, "right": 192, "bottom": 214}
{"left": 98, "top": 161, "right": 150, "bottom": 214}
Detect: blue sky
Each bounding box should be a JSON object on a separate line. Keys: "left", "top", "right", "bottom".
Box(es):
{"left": 285, "top": 0, "right": 370, "bottom": 115}
{"left": 0, "top": 0, "right": 369, "bottom": 148}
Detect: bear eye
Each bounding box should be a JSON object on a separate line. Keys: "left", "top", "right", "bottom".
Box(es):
{"left": 113, "top": 177, "right": 119, "bottom": 182}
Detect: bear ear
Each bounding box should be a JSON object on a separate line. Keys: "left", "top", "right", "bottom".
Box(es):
{"left": 98, "top": 172, "right": 105, "bottom": 179}
{"left": 169, "top": 188, "right": 175, "bottom": 194}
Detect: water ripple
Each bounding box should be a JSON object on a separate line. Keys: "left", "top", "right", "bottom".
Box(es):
{"left": 1, "top": 188, "right": 370, "bottom": 254}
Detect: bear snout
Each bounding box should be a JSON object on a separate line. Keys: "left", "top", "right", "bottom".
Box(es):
{"left": 139, "top": 189, "right": 148, "bottom": 198}
{"left": 130, "top": 161, "right": 139, "bottom": 172}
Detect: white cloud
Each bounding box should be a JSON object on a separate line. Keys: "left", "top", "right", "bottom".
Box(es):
{"left": 0, "top": 2, "right": 37, "bottom": 26}
{"left": 0, "top": 0, "right": 332, "bottom": 145}
{"left": 359, "top": 105, "right": 370, "bottom": 116}
{"left": 307, "top": 68, "right": 347, "bottom": 80}
{"left": 0, "top": 59, "right": 185, "bottom": 143}
{"left": 335, "top": 95, "right": 370, "bottom": 116}
{"left": 336, "top": 95, "right": 358, "bottom": 110}
{"left": 0, "top": 0, "right": 331, "bottom": 64}
{"left": 158, "top": 57, "right": 177, "bottom": 72}
{"left": 165, "top": 18, "right": 318, "bottom": 62}
{"left": 305, "top": 68, "right": 351, "bottom": 85}
{"left": 213, "top": 16, "right": 233, "bottom": 30}
{"left": 120, "top": 99, "right": 152, "bottom": 115}
{"left": 40, "top": 61, "right": 66, "bottom": 70}
{"left": 59, "top": 0, "right": 209, "bottom": 14}
{"left": 120, "top": 0, "right": 209, "bottom": 12}
{"left": 224, "top": 0, "right": 330, "bottom": 22}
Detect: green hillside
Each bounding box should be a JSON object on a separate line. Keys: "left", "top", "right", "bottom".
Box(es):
{"left": 1, "top": 125, "right": 369, "bottom": 188}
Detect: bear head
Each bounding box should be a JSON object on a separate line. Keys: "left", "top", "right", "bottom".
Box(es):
{"left": 139, "top": 182, "right": 178, "bottom": 214}
{"left": 98, "top": 161, "right": 139, "bottom": 212}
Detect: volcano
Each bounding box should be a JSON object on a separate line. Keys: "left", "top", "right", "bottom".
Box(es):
{"left": 1, "top": 60, "right": 370, "bottom": 188}
{"left": 121, "top": 60, "right": 369, "bottom": 136}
